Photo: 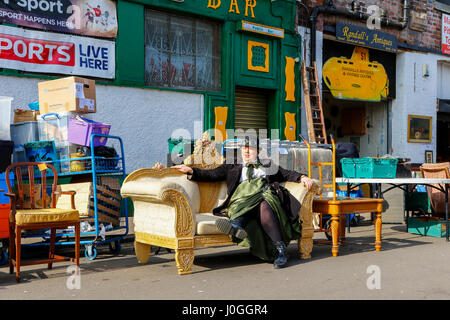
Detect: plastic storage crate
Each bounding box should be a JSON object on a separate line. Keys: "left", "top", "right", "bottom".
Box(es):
{"left": 68, "top": 117, "right": 110, "bottom": 147}
{"left": 341, "top": 157, "right": 398, "bottom": 178}
{"left": 407, "top": 217, "right": 448, "bottom": 238}
{"left": 0, "top": 172, "right": 13, "bottom": 204}
{"left": 168, "top": 138, "right": 194, "bottom": 154}
{"left": 0, "top": 97, "right": 13, "bottom": 141}
{"left": 0, "top": 203, "right": 9, "bottom": 238}
{"left": 38, "top": 112, "right": 92, "bottom": 144}
{"left": 24, "top": 140, "right": 60, "bottom": 173}
{"left": 10, "top": 121, "right": 39, "bottom": 146}
{"left": 56, "top": 141, "right": 82, "bottom": 173}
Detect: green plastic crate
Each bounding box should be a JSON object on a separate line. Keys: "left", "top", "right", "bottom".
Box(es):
{"left": 168, "top": 138, "right": 194, "bottom": 154}
{"left": 341, "top": 157, "right": 398, "bottom": 178}
{"left": 407, "top": 217, "right": 449, "bottom": 238}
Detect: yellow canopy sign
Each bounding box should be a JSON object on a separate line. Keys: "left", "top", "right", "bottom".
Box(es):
{"left": 322, "top": 46, "right": 389, "bottom": 102}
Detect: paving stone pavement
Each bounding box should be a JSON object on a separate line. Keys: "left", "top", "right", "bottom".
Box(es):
{"left": 1, "top": 217, "right": 450, "bottom": 300}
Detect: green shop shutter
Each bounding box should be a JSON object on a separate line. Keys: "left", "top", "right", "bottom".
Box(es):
{"left": 234, "top": 87, "right": 268, "bottom": 131}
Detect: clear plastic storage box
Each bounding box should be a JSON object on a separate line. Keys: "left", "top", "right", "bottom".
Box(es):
{"left": 56, "top": 141, "right": 82, "bottom": 173}
{"left": 0, "top": 96, "right": 13, "bottom": 140}
{"left": 10, "top": 121, "right": 39, "bottom": 147}
{"left": 38, "top": 112, "right": 92, "bottom": 144}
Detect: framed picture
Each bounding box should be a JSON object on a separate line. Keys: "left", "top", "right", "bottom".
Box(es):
{"left": 425, "top": 150, "right": 433, "bottom": 163}
{"left": 407, "top": 115, "right": 432, "bottom": 143}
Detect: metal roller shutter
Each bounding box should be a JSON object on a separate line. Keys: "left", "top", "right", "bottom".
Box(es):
{"left": 234, "top": 87, "right": 268, "bottom": 131}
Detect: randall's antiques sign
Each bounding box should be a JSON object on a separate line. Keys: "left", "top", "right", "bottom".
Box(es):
{"left": 336, "top": 22, "right": 398, "bottom": 53}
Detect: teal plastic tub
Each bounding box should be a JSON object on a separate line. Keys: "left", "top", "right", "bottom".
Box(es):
{"left": 168, "top": 138, "right": 194, "bottom": 154}
{"left": 341, "top": 157, "right": 398, "bottom": 178}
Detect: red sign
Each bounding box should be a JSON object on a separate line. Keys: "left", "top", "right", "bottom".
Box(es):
{"left": 0, "top": 25, "right": 115, "bottom": 79}
{"left": 0, "top": 34, "right": 75, "bottom": 66}
{"left": 442, "top": 14, "right": 450, "bottom": 55}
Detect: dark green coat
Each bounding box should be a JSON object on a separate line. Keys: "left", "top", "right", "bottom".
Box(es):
{"left": 188, "top": 163, "right": 306, "bottom": 261}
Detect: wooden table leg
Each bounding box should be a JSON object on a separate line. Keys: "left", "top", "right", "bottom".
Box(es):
{"left": 375, "top": 211, "right": 382, "bottom": 251}
{"left": 339, "top": 214, "right": 347, "bottom": 241}
{"left": 331, "top": 214, "right": 340, "bottom": 257}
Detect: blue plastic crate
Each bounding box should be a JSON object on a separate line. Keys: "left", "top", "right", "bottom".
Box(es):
{"left": 0, "top": 172, "right": 14, "bottom": 204}
{"left": 341, "top": 157, "right": 398, "bottom": 178}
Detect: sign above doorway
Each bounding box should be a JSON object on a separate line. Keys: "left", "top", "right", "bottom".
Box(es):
{"left": 336, "top": 22, "right": 398, "bottom": 53}
{"left": 239, "top": 21, "right": 284, "bottom": 38}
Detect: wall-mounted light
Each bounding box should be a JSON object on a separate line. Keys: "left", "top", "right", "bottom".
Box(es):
{"left": 171, "top": 0, "right": 184, "bottom": 2}
{"left": 423, "top": 64, "right": 430, "bottom": 77}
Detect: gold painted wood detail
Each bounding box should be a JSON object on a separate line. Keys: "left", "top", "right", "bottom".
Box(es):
{"left": 284, "top": 56, "right": 296, "bottom": 102}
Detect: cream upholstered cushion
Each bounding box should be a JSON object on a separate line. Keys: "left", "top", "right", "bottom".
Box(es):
{"left": 120, "top": 175, "right": 201, "bottom": 214}
{"left": 195, "top": 213, "right": 222, "bottom": 235}
{"left": 13, "top": 208, "right": 79, "bottom": 225}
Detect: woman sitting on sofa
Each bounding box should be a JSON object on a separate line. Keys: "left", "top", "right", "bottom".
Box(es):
{"left": 174, "top": 136, "right": 314, "bottom": 269}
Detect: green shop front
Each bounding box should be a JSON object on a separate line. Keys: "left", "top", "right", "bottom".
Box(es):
{"left": 116, "top": 0, "right": 302, "bottom": 141}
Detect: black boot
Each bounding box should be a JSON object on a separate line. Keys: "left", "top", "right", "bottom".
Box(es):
{"left": 273, "top": 241, "right": 288, "bottom": 269}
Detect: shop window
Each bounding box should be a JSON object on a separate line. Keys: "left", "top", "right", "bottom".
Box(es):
{"left": 144, "top": 9, "right": 221, "bottom": 91}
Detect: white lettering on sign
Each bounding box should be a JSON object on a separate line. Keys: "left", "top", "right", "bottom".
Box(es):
{"left": 0, "top": 24, "right": 115, "bottom": 78}
{"left": 242, "top": 21, "right": 284, "bottom": 38}
{"left": 443, "top": 13, "right": 450, "bottom": 55}
{"left": 12, "top": 0, "right": 64, "bottom": 14}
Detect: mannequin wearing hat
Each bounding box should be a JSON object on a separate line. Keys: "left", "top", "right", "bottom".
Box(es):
{"left": 174, "top": 136, "right": 313, "bottom": 269}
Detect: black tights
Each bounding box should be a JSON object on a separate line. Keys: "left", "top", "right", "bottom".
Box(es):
{"left": 233, "top": 200, "right": 283, "bottom": 242}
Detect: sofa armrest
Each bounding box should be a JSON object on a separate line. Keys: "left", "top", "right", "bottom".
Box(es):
{"left": 121, "top": 168, "right": 200, "bottom": 238}
{"left": 283, "top": 180, "right": 321, "bottom": 259}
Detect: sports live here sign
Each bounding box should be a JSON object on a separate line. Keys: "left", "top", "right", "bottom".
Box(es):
{"left": 443, "top": 13, "right": 450, "bottom": 55}
{"left": 0, "top": 24, "right": 115, "bottom": 78}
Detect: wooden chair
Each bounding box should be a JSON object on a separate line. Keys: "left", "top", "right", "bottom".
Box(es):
{"left": 420, "top": 162, "right": 450, "bottom": 219}
{"left": 5, "top": 162, "right": 80, "bottom": 282}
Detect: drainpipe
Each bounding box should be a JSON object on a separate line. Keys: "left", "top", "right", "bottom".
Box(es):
{"left": 308, "top": 0, "right": 410, "bottom": 64}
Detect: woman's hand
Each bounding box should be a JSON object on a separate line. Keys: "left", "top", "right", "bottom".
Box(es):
{"left": 154, "top": 162, "right": 165, "bottom": 170}
{"left": 300, "top": 176, "right": 314, "bottom": 190}
{"left": 173, "top": 164, "right": 193, "bottom": 175}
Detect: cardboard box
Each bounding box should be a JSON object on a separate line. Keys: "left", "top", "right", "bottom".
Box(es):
{"left": 18, "top": 182, "right": 61, "bottom": 209}
{"left": 38, "top": 76, "right": 96, "bottom": 115}
{"left": 13, "top": 109, "right": 39, "bottom": 123}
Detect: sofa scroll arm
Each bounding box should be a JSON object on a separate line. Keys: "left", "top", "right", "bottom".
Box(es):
{"left": 160, "top": 189, "right": 195, "bottom": 238}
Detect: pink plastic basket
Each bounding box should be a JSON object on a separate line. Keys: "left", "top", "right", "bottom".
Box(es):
{"left": 68, "top": 118, "right": 111, "bottom": 147}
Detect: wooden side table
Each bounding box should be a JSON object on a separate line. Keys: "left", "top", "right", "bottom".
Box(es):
{"left": 313, "top": 197, "right": 384, "bottom": 257}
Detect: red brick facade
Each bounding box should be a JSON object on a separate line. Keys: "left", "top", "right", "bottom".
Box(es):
{"left": 298, "top": 0, "right": 443, "bottom": 52}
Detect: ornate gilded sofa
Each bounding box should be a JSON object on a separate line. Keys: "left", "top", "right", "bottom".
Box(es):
{"left": 120, "top": 167, "right": 321, "bottom": 275}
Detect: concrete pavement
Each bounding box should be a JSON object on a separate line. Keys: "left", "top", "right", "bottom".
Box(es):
{"left": 1, "top": 217, "right": 450, "bottom": 300}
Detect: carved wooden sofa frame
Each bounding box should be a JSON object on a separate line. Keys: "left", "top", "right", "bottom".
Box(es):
{"left": 120, "top": 168, "right": 321, "bottom": 275}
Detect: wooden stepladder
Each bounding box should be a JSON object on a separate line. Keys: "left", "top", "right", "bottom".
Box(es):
{"left": 301, "top": 61, "right": 328, "bottom": 144}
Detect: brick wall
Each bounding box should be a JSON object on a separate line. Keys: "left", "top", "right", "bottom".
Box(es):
{"left": 298, "top": 0, "right": 443, "bottom": 52}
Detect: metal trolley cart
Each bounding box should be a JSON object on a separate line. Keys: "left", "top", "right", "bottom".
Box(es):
{"left": 20, "top": 133, "right": 129, "bottom": 260}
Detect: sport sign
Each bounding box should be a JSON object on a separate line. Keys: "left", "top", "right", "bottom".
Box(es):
{"left": 442, "top": 13, "right": 450, "bottom": 55}
{"left": 0, "top": 25, "right": 115, "bottom": 78}
{"left": 0, "top": 0, "right": 118, "bottom": 38}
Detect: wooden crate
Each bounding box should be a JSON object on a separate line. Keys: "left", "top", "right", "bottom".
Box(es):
{"left": 56, "top": 177, "right": 121, "bottom": 227}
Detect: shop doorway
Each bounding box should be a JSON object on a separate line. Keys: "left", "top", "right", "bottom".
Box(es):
{"left": 437, "top": 113, "right": 450, "bottom": 162}
{"left": 234, "top": 86, "right": 268, "bottom": 134}
{"left": 322, "top": 91, "right": 389, "bottom": 157}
